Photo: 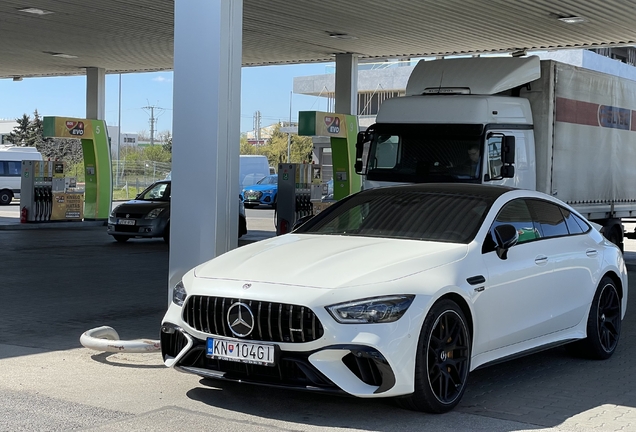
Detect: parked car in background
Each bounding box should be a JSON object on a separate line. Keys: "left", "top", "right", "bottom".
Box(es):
{"left": 241, "top": 174, "right": 278, "bottom": 208}
{"left": 108, "top": 180, "right": 247, "bottom": 243}
{"left": 160, "top": 183, "right": 626, "bottom": 413}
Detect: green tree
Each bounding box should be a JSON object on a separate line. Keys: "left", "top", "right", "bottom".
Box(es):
{"left": 259, "top": 124, "right": 313, "bottom": 166}
{"left": 7, "top": 114, "right": 31, "bottom": 146}
{"left": 143, "top": 145, "right": 172, "bottom": 163}
{"left": 239, "top": 134, "right": 257, "bottom": 155}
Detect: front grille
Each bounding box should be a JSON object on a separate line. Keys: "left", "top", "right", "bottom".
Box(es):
{"left": 183, "top": 296, "right": 324, "bottom": 343}
{"left": 115, "top": 212, "right": 144, "bottom": 218}
{"left": 244, "top": 191, "right": 262, "bottom": 200}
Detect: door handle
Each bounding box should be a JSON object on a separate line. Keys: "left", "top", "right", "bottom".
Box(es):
{"left": 586, "top": 249, "right": 598, "bottom": 257}
{"left": 534, "top": 255, "right": 548, "bottom": 265}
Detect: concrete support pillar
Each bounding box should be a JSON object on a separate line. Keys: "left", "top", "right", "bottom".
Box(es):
{"left": 169, "top": 0, "right": 242, "bottom": 299}
{"left": 86, "top": 67, "right": 106, "bottom": 120}
{"left": 334, "top": 54, "right": 358, "bottom": 115}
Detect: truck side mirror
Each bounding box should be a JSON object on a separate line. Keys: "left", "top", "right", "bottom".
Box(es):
{"left": 355, "top": 130, "right": 373, "bottom": 175}
{"left": 502, "top": 136, "right": 515, "bottom": 164}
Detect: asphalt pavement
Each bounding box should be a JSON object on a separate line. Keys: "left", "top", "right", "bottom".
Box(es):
{"left": 1, "top": 203, "right": 636, "bottom": 431}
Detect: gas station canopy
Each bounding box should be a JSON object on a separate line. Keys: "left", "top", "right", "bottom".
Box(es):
{"left": 1, "top": 0, "right": 635, "bottom": 79}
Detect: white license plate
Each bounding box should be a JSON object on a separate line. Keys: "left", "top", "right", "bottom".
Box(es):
{"left": 118, "top": 219, "right": 136, "bottom": 225}
{"left": 207, "top": 337, "right": 276, "bottom": 366}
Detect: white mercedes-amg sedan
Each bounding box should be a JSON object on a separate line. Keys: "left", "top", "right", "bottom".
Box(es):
{"left": 160, "top": 184, "right": 627, "bottom": 413}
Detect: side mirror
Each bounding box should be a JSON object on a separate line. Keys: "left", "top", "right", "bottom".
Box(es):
{"left": 493, "top": 224, "right": 518, "bottom": 260}
{"left": 355, "top": 130, "right": 373, "bottom": 175}
{"left": 293, "top": 214, "right": 314, "bottom": 231}
{"left": 501, "top": 136, "right": 515, "bottom": 165}
{"left": 500, "top": 165, "right": 515, "bottom": 178}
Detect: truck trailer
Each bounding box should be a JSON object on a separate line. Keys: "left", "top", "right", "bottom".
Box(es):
{"left": 355, "top": 55, "right": 636, "bottom": 250}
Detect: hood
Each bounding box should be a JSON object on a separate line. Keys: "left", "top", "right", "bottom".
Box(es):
{"left": 243, "top": 183, "right": 277, "bottom": 192}
{"left": 194, "top": 234, "right": 467, "bottom": 289}
{"left": 114, "top": 200, "right": 170, "bottom": 213}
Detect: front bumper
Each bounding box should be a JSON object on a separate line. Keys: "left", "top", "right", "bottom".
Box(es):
{"left": 242, "top": 190, "right": 275, "bottom": 206}
{"left": 161, "top": 323, "right": 396, "bottom": 395}
{"left": 160, "top": 290, "right": 428, "bottom": 398}
{"left": 107, "top": 217, "right": 167, "bottom": 238}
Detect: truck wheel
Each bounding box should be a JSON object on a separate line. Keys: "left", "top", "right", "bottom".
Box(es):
{"left": 0, "top": 190, "right": 12, "bottom": 205}
{"left": 396, "top": 299, "right": 471, "bottom": 413}
{"left": 605, "top": 226, "right": 623, "bottom": 252}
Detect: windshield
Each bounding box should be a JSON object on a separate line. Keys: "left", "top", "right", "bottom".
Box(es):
{"left": 296, "top": 188, "right": 493, "bottom": 243}
{"left": 365, "top": 124, "right": 484, "bottom": 184}
{"left": 257, "top": 175, "right": 277, "bottom": 185}
{"left": 139, "top": 182, "right": 170, "bottom": 201}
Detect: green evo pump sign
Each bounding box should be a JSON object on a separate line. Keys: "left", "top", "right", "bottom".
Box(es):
{"left": 43, "top": 116, "right": 112, "bottom": 220}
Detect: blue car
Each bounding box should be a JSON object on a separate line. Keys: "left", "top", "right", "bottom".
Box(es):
{"left": 241, "top": 174, "right": 277, "bottom": 208}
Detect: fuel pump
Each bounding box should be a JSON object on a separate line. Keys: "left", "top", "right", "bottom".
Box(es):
{"left": 276, "top": 163, "right": 313, "bottom": 235}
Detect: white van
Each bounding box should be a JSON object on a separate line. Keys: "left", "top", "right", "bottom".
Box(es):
{"left": 239, "top": 155, "right": 269, "bottom": 189}
{"left": 0, "top": 146, "right": 43, "bottom": 205}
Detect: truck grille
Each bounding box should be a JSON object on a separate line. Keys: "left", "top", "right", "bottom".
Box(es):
{"left": 183, "top": 296, "right": 324, "bottom": 343}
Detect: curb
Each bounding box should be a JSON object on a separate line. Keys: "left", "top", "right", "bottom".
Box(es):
{"left": 0, "top": 220, "right": 106, "bottom": 230}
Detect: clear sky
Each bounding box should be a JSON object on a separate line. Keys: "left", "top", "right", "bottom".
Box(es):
{"left": 0, "top": 63, "right": 333, "bottom": 135}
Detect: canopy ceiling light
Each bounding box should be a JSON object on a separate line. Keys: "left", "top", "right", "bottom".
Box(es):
{"left": 328, "top": 33, "right": 358, "bottom": 40}
{"left": 18, "top": 7, "right": 54, "bottom": 15}
{"left": 558, "top": 16, "right": 586, "bottom": 24}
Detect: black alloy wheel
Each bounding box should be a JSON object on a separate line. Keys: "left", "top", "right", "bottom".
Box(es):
{"left": 596, "top": 280, "right": 621, "bottom": 355}
{"left": 397, "top": 299, "right": 471, "bottom": 413}
{"left": 567, "top": 276, "right": 621, "bottom": 359}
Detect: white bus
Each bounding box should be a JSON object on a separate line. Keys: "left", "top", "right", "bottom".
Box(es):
{"left": 0, "top": 146, "right": 43, "bottom": 205}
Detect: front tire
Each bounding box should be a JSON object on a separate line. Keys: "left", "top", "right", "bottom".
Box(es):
{"left": 568, "top": 276, "right": 621, "bottom": 359}
{"left": 397, "top": 299, "right": 471, "bottom": 413}
{"left": 0, "top": 190, "right": 12, "bottom": 205}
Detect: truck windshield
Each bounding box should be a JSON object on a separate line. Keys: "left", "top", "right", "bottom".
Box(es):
{"left": 365, "top": 123, "right": 484, "bottom": 183}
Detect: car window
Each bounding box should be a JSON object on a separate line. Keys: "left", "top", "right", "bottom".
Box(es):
{"left": 257, "top": 175, "right": 277, "bottom": 185}
{"left": 527, "top": 199, "right": 569, "bottom": 238}
{"left": 140, "top": 183, "right": 170, "bottom": 201}
{"left": 560, "top": 207, "right": 588, "bottom": 235}
{"left": 297, "top": 190, "right": 493, "bottom": 243}
{"left": 490, "top": 199, "right": 540, "bottom": 245}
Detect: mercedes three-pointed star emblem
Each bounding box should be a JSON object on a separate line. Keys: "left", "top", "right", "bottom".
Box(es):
{"left": 227, "top": 302, "right": 255, "bottom": 337}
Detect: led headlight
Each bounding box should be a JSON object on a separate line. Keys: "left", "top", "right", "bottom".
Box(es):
{"left": 264, "top": 189, "right": 274, "bottom": 194}
{"left": 145, "top": 208, "right": 165, "bottom": 219}
{"left": 326, "top": 295, "right": 415, "bottom": 324}
{"left": 172, "top": 281, "right": 187, "bottom": 306}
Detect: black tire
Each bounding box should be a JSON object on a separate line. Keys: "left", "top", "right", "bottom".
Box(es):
{"left": 163, "top": 223, "right": 170, "bottom": 244}
{"left": 113, "top": 235, "right": 129, "bottom": 243}
{"left": 605, "top": 226, "right": 623, "bottom": 252}
{"left": 271, "top": 195, "right": 277, "bottom": 210}
{"left": 0, "top": 190, "right": 12, "bottom": 205}
{"left": 567, "top": 276, "right": 621, "bottom": 360}
{"left": 397, "top": 299, "right": 471, "bottom": 413}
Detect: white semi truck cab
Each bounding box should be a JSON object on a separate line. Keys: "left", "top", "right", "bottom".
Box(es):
{"left": 355, "top": 55, "right": 636, "bottom": 249}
